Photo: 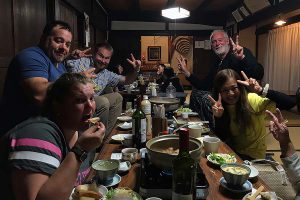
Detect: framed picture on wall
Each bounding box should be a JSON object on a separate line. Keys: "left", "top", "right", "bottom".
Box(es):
{"left": 148, "top": 46, "right": 161, "bottom": 61}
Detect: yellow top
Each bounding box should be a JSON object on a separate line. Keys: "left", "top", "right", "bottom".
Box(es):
{"left": 227, "top": 93, "right": 276, "bottom": 159}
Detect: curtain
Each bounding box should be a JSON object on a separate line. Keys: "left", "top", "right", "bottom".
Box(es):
{"left": 264, "top": 22, "right": 300, "bottom": 94}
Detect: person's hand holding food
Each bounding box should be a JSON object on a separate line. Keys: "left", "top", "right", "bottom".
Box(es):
{"left": 76, "top": 122, "right": 106, "bottom": 152}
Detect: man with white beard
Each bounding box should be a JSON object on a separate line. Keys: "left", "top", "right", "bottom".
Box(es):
{"left": 177, "top": 30, "right": 264, "bottom": 129}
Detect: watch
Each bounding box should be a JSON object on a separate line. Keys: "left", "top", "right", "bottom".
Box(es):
{"left": 261, "top": 83, "right": 269, "bottom": 98}
{"left": 70, "top": 145, "right": 87, "bottom": 162}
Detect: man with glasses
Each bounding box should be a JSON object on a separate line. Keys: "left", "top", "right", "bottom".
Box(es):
{"left": 177, "top": 30, "right": 264, "bottom": 129}
{"left": 67, "top": 42, "right": 141, "bottom": 136}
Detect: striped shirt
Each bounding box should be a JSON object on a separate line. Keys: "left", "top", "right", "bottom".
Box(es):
{"left": 0, "top": 117, "right": 92, "bottom": 199}
{"left": 67, "top": 57, "right": 121, "bottom": 95}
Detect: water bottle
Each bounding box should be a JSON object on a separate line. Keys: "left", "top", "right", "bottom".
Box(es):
{"left": 166, "top": 82, "right": 176, "bottom": 98}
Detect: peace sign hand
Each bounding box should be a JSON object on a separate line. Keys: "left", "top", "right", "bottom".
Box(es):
{"left": 230, "top": 35, "right": 245, "bottom": 60}
{"left": 237, "top": 71, "right": 262, "bottom": 93}
{"left": 176, "top": 55, "right": 190, "bottom": 77}
{"left": 127, "top": 53, "right": 142, "bottom": 71}
{"left": 208, "top": 94, "right": 224, "bottom": 118}
{"left": 71, "top": 48, "right": 92, "bottom": 59}
{"left": 266, "top": 109, "right": 290, "bottom": 145}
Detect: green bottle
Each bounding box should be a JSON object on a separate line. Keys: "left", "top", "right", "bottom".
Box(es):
{"left": 172, "top": 128, "right": 196, "bottom": 200}
{"left": 132, "top": 95, "right": 146, "bottom": 149}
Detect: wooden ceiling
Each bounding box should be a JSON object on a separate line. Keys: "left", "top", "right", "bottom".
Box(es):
{"left": 99, "top": 0, "right": 243, "bottom": 26}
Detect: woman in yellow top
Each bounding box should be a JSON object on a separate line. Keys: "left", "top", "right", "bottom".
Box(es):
{"left": 208, "top": 69, "right": 276, "bottom": 160}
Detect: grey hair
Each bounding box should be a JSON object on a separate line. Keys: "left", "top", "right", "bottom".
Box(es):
{"left": 210, "top": 30, "right": 229, "bottom": 41}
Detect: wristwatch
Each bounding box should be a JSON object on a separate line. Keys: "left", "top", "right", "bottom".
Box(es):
{"left": 70, "top": 145, "right": 87, "bottom": 162}
{"left": 261, "top": 83, "right": 269, "bottom": 98}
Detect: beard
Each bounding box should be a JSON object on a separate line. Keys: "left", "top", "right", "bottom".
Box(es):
{"left": 213, "top": 44, "right": 230, "bottom": 57}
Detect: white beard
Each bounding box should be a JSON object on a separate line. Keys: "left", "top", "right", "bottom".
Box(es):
{"left": 213, "top": 44, "right": 230, "bottom": 57}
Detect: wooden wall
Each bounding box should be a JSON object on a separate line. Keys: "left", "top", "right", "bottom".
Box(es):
{"left": 0, "top": 0, "right": 108, "bottom": 97}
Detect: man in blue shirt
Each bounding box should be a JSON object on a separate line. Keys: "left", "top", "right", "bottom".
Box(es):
{"left": 0, "top": 21, "right": 75, "bottom": 135}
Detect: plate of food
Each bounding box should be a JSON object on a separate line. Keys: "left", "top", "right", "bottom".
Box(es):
{"left": 207, "top": 153, "right": 237, "bottom": 166}
{"left": 117, "top": 115, "right": 132, "bottom": 122}
{"left": 111, "top": 134, "right": 132, "bottom": 142}
{"left": 242, "top": 191, "right": 282, "bottom": 200}
{"left": 175, "top": 107, "right": 198, "bottom": 116}
{"left": 70, "top": 183, "right": 108, "bottom": 200}
{"left": 118, "top": 122, "right": 132, "bottom": 130}
{"left": 105, "top": 187, "right": 143, "bottom": 200}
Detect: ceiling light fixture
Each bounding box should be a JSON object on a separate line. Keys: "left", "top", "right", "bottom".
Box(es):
{"left": 162, "top": 7, "right": 190, "bottom": 19}
{"left": 275, "top": 19, "right": 286, "bottom": 26}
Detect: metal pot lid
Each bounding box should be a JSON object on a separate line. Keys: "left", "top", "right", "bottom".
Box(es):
{"left": 149, "top": 97, "right": 180, "bottom": 105}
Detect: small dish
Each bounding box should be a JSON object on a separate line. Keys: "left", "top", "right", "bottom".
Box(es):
{"left": 117, "top": 115, "right": 132, "bottom": 122}
{"left": 111, "top": 134, "right": 132, "bottom": 142}
{"left": 207, "top": 153, "right": 237, "bottom": 166}
{"left": 247, "top": 165, "right": 259, "bottom": 179}
{"left": 118, "top": 161, "right": 131, "bottom": 173}
{"left": 99, "top": 174, "right": 121, "bottom": 188}
{"left": 110, "top": 153, "right": 122, "bottom": 160}
{"left": 118, "top": 122, "right": 132, "bottom": 129}
{"left": 220, "top": 177, "right": 252, "bottom": 193}
{"left": 69, "top": 184, "right": 107, "bottom": 200}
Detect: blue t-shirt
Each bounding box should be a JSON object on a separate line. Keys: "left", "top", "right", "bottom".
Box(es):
{"left": 0, "top": 46, "right": 66, "bottom": 135}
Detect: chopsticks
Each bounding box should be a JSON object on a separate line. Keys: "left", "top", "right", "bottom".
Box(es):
{"left": 247, "top": 185, "right": 264, "bottom": 200}
{"left": 173, "top": 123, "right": 189, "bottom": 134}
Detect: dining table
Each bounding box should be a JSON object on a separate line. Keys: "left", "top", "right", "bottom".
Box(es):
{"left": 88, "top": 120, "right": 272, "bottom": 200}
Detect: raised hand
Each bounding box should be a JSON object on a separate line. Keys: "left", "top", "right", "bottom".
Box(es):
{"left": 176, "top": 55, "right": 190, "bottom": 77}
{"left": 230, "top": 35, "right": 245, "bottom": 60}
{"left": 71, "top": 48, "right": 92, "bottom": 59}
{"left": 82, "top": 67, "right": 96, "bottom": 79}
{"left": 208, "top": 94, "right": 224, "bottom": 118}
{"left": 266, "top": 109, "right": 289, "bottom": 144}
{"left": 77, "top": 122, "right": 106, "bottom": 152}
{"left": 237, "top": 71, "right": 262, "bottom": 93}
{"left": 127, "top": 53, "right": 141, "bottom": 71}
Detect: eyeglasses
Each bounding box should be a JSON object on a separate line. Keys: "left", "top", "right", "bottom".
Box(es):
{"left": 220, "top": 86, "right": 239, "bottom": 94}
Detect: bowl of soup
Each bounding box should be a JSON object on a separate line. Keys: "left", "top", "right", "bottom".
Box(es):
{"left": 92, "top": 159, "right": 120, "bottom": 183}
{"left": 220, "top": 163, "right": 251, "bottom": 186}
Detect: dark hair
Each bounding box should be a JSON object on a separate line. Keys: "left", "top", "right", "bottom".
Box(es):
{"left": 212, "top": 69, "right": 253, "bottom": 138}
{"left": 163, "top": 67, "right": 175, "bottom": 79}
{"left": 158, "top": 64, "right": 166, "bottom": 69}
{"left": 43, "top": 73, "right": 92, "bottom": 118}
{"left": 94, "top": 42, "right": 114, "bottom": 54}
{"left": 42, "top": 20, "right": 72, "bottom": 37}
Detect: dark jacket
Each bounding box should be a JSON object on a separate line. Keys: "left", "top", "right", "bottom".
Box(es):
{"left": 187, "top": 47, "right": 264, "bottom": 91}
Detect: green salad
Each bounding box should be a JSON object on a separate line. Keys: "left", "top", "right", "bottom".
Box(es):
{"left": 175, "top": 106, "right": 192, "bottom": 114}
{"left": 208, "top": 153, "right": 236, "bottom": 165}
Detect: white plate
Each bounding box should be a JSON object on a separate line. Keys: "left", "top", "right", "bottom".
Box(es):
{"left": 117, "top": 115, "right": 132, "bottom": 122}
{"left": 69, "top": 184, "right": 108, "bottom": 200}
{"left": 207, "top": 153, "right": 237, "bottom": 166}
{"left": 118, "top": 122, "right": 132, "bottom": 129}
{"left": 118, "top": 161, "right": 131, "bottom": 173}
{"left": 111, "top": 134, "right": 132, "bottom": 142}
